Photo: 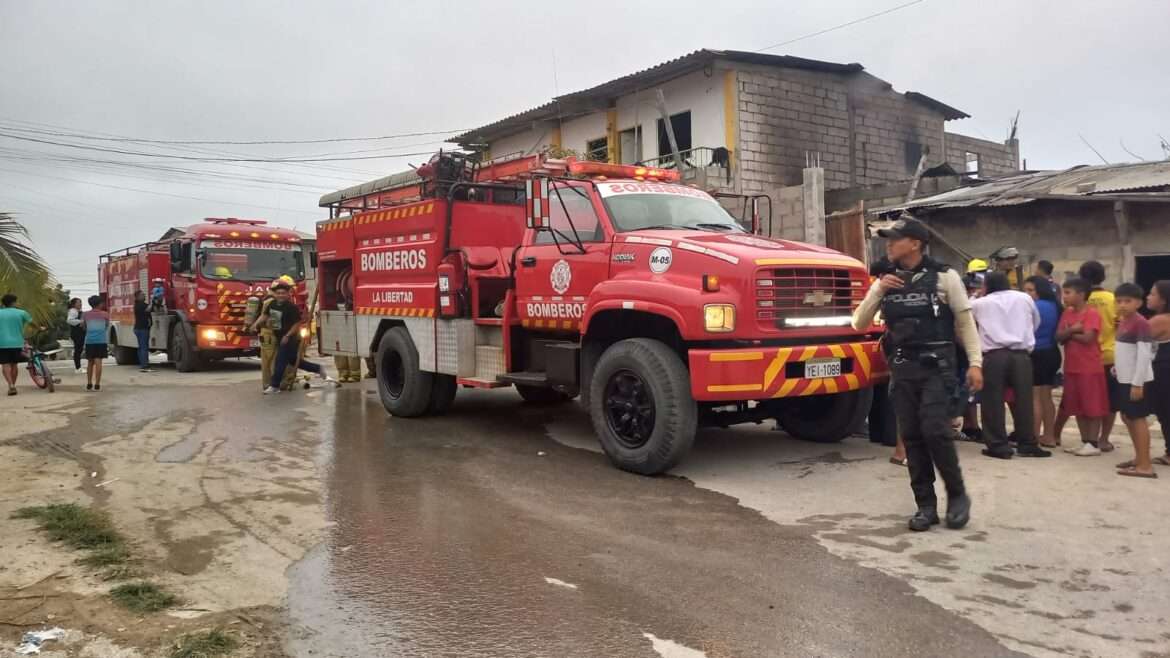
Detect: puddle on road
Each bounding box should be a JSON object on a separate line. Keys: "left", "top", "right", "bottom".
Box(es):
{"left": 284, "top": 388, "right": 1019, "bottom": 658}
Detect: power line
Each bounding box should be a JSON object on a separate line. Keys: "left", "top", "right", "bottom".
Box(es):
{"left": 758, "top": 0, "right": 927, "bottom": 51}
{"left": 0, "top": 131, "right": 440, "bottom": 163}
{"left": 0, "top": 119, "right": 469, "bottom": 145}
{"left": 0, "top": 167, "right": 324, "bottom": 215}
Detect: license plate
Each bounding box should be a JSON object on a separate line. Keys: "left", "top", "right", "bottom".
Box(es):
{"left": 804, "top": 358, "right": 841, "bottom": 379}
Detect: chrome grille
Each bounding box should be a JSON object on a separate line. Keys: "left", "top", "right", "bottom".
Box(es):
{"left": 755, "top": 267, "right": 864, "bottom": 327}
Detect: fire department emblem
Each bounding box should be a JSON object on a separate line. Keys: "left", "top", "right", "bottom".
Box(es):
{"left": 550, "top": 259, "right": 572, "bottom": 295}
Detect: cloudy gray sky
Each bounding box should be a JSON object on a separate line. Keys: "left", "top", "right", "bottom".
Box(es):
{"left": 2, "top": 0, "right": 1167, "bottom": 299}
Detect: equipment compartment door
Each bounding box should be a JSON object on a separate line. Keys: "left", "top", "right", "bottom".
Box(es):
{"left": 320, "top": 310, "right": 359, "bottom": 355}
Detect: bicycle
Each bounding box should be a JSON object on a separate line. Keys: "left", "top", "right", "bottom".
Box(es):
{"left": 25, "top": 346, "right": 59, "bottom": 393}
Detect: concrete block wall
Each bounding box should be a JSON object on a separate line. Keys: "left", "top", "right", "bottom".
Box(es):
{"left": 736, "top": 65, "right": 850, "bottom": 193}
{"left": 923, "top": 202, "right": 1129, "bottom": 286}
{"left": 735, "top": 65, "right": 949, "bottom": 195}
{"left": 945, "top": 133, "right": 1020, "bottom": 178}
{"left": 848, "top": 74, "right": 946, "bottom": 188}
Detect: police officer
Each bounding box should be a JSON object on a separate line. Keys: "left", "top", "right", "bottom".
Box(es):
{"left": 853, "top": 217, "right": 984, "bottom": 531}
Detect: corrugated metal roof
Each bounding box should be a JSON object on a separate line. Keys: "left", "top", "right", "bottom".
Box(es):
{"left": 451, "top": 49, "right": 962, "bottom": 146}
{"left": 879, "top": 161, "right": 1170, "bottom": 214}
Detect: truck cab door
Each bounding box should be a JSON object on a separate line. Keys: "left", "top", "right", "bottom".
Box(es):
{"left": 514, "top": 183, "right": 610, "bottom": 332}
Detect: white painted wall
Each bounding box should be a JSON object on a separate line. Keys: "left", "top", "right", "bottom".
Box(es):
{"left": 489, "top": 126, "right": 550, "bottom": 159}
{"left": 485, "top": 68, "right": 727, "bottom": 163}
{"left": 615, "top": 69, "right": 726, "bottom": 162}
{"left": 559, "top": 112, "right": 608, "bottom": 156}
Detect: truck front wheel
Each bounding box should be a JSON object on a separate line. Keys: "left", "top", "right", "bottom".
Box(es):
{"left": 111, "top": 331, "right": 137, "bottom": 366}
{"left": 589, "top": 338, "right": 697, "bottom": 475}
{"left": 170, "top": 325, "right": 200, "bottom": 372}
{"left": 773, "top": 386, "right": 874, "bottom": 443}
{"left": 376, "top": 326, "right": 433, "bottom": 417}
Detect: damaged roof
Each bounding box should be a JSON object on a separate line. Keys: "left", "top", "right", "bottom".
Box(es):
{"left": 452, "top": 49, "right": 966, "bottom": 146}
{"left": 878, "top": 161, "right": 1170, "bottom": 214}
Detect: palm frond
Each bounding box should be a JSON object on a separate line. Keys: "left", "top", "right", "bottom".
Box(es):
{"left": 0, "top": 213, "right": 49, "bottom": 282}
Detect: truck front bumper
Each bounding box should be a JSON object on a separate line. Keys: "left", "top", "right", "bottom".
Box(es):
{"left": 688, "top": 340, "right": 888, "bottom": 402}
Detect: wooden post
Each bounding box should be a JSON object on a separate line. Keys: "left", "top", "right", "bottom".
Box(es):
{"left": 654, "top": 89, "right": 683, "bottom": 168}
{"left": 1113, "top": 200, "right": 1135, "bottom": 282}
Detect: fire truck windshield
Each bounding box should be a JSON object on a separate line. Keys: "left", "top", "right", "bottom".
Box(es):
{"left": 199, "top": 243, "right": 304, "bottom": 282}
{"left": 602, "top": 193, "right": 744, "bottom": 233}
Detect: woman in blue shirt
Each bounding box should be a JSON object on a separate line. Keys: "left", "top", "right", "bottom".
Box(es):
{"left": 1025, "top": 275, "right": 1063, "bottom": 447}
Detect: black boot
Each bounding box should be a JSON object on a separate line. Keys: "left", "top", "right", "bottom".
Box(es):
{"left": 909, "top": 508, "right": 940, "bottom": 532}
{"left": 946, "top": 493, "right": 971, "bottom": 529}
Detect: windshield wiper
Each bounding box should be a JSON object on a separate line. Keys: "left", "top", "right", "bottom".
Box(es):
{"left": 636, "top": 224, "right": 701, "bottom": 231}
{"left": 693, "top": 222, "right": 741, "bottom": 232}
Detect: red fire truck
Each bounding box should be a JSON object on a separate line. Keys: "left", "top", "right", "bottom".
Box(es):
{"left": 99, "top": 218, "right": 308, "bottom": 371}
{"left": 315, "top": 153, "right": 888, "bottom": 474}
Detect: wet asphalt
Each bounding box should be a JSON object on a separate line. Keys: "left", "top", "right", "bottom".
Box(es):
{"left": 281, "top": 384, "right": 1021, "bottom": 658}
{"left": 24, "top": 361, "right": 1022, "bottom": 657}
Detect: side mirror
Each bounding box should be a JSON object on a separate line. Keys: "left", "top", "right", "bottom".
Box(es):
{"left": 169, "top": 242, "right": 183, "bottom": 273}
{"left": 524, "top": 178, "right": 550, "bottom": 230}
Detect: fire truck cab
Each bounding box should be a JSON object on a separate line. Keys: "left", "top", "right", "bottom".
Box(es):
{"left": 99, "top": 219, "right": 308, "bottom": 371}
{"left": 316, "top": 153, "right": 887, "bottom": 475}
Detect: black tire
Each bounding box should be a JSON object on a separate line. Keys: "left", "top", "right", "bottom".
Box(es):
{"left": 170, "top": 325, "right": 200, "bottom": 373}
{"left": 427, "top": 374, "right": 458, "bottom": 415}
{"left": 516, "top": 384, "right": 571, "bottom": 404}
{"left": 111, "top": 331, "right": 137, "bottom": 366}
{"left": 39, "top": 360, "right": 54, "bottom": 393}
{"left": 376, "top": 326, "right": 433, "bottom": 417}
{"left": 774, "top": 386, "right": 874, "bottom": 443}
{"left": 589, "top": 338, "right": 697, "bottom": 475}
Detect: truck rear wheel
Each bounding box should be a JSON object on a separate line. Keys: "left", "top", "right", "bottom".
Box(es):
{"left": 589, "top": 338, "right": 697, "bottom": 475}
{"left": 170, "top": 325, "right": 200, "bottom": 373}
{"left": 426, "top": 374, "right": 458, "bottom": 415}
{"left": 516, "top": 385, "right": 571, "bottom": 404}
{"left": 111, "top": 331, "right": 137, "bottom": 366}
{"left": 774, "top": 386, "right": 873, "bottom": 443}
{"left": 376, "top": 326, "right": 433, "bottom": 417}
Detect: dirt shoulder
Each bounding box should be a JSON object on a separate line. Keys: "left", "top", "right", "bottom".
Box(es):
{"left": 0, "top": 362, "right": 328, "bottom": 657}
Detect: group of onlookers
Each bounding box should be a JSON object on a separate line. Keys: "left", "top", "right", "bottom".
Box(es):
{"left": 915, "top": 251, "right": 1170, "bottom": 478}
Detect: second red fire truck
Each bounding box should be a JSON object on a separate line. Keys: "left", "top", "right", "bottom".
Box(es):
{"left": 100, "top": 218, "right": 308, "bottom": 371}
{"left": 315, "top": 152, "right": 887, "bottom": 474}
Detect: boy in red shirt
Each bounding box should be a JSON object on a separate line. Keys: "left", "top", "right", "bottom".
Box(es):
{"left": 1058, "top": 278, "right": 1111, "bottom": 455}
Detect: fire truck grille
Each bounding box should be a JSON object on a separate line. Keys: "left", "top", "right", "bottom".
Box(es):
{"left": 755, "top": 267, "right": 863, "bottom": 328}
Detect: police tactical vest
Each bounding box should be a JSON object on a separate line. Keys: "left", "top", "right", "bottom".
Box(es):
{"left": 880, "top": 262, "right": 955, "bottom": 354}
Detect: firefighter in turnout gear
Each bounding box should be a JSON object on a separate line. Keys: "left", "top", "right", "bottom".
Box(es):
{"left": 251, "top": 276, "right": 298, "bottom": 391}
{"left": 853, "top": 217, "right": 984, "bottom": 532}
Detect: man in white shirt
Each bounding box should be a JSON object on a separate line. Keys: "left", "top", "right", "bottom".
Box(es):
{"left": 971, "top": 272, "right": 1051, "bottom": 458}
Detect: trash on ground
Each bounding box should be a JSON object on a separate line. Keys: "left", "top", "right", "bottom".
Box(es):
{"left": 16, "top": 627, "right": 66, "bottom": 654}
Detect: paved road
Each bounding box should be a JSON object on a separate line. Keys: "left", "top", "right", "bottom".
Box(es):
{"left": 25, "top": 361, "right": 1167, "bottom": 657}
{"left": 283, "top": 385, "right": 1022, "bottom": 658}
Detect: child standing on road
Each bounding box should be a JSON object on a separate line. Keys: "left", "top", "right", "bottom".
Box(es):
{"left": 1112, "top": 283, "right": 1157, "bottom": 478}
{"left": 1057, "top": 278, "right": 1111, "bottom": 455}
{"left": 1145, "top": 280, "right": 1170, "bottom": 466}
{"left": 82, "top": 295, "right": 110, "bottom": 392}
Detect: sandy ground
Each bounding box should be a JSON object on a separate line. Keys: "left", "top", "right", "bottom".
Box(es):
{"left": 2, "top": 355, "right": 1168, "bottom": 657}
{"left": 0, "top": 358, "right": 325, "bottom": 658}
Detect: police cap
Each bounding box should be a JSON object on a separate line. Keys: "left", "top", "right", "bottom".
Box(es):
{"left": 877, "top": 217, "right": 931, "bottom": 243}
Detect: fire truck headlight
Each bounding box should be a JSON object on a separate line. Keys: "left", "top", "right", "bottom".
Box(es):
{"left": 703, "top": 304, "right": 735, "bottom": 333}
{"left": 201, "top": 328, "right": 227, "bottom": 342}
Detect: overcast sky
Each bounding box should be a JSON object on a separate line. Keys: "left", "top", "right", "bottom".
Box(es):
{"left": 1, "top": 0, "right": 1167, "bottom": 299}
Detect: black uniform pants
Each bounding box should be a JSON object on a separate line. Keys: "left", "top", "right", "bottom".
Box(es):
{"left": 890, "top": 351, "right": 966, "bottom": 510}
{"left": 981, "top": 348, "right": 1036, "bottom": 453}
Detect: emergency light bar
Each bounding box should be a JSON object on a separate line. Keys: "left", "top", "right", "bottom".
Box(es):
{"left": 565, "top": 158, "right": 681, "bottom": 182}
